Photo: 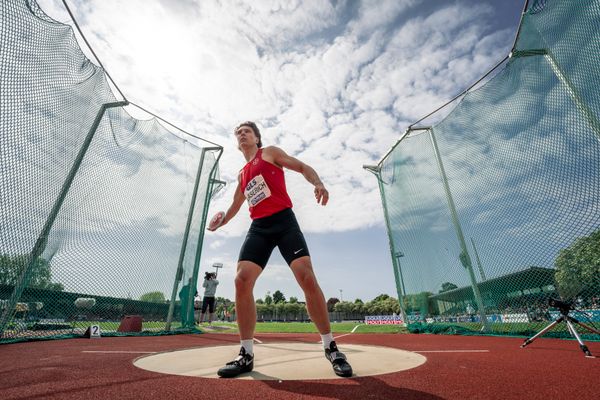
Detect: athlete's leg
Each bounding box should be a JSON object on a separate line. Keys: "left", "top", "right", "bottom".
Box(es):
{"left": 217, "top": 261, "right": 262, "bottom": 378}
{"left": 290, "top": 256, "right": 353, "bottom": 377}
{"left": 289, "top": 256, "right": 331, "bottom": 334}
{"left": 235, "top": 261, "right": 263, "bottom": 340}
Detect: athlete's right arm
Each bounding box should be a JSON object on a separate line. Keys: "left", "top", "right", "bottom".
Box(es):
{"left": 219, "top": 179, "right": 246, "bottom": 228}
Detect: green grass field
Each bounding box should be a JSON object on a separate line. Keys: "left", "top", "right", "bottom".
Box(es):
{"left": 71, "top": 321, "right": 183, "bottom": 331}
{"left": 201, "top": 321, "right": 408, "bottom": 334}
{"left": 69, "top": 320, "right": 407, "bottom": 334}
{"left": 66, "top": 320, "right": 595, "bottom": 339}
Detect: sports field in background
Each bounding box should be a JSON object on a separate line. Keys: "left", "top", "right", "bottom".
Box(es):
{"left": 200, "top": 322, "right": 408, "bottom": 334}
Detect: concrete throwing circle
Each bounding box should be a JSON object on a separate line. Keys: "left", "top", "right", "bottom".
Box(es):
{"left": 134, "top": 342, "right": 426, "bottom": 380}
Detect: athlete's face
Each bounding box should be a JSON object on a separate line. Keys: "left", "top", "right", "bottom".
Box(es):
{"left": 235, "top": 125, "right": 259, "bottom": 148}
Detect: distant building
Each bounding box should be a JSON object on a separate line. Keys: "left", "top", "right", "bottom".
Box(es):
{"left": 429, "top": 267, "right": 556, "bottom": 315}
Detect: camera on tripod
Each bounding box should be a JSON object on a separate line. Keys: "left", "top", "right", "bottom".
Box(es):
{"left": 522, "top": 296, "right": 599, "bottom": 357}
{"left": 548, "top": 297, "right": 572, "bottom": 313}
{"left": 204, "top": 271, "right": 215, "bottom": 280}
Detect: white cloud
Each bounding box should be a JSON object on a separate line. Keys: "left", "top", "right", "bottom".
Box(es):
{"left": 209, "top": 239, "right": 226, "bottom": 250}
{"left": 34, "top": 0, "right": 520, "bottom": 241}
{"left": 25, "top": 0, "right": 531, "bottom": 298}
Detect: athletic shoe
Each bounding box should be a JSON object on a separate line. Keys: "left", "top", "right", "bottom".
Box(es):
{"left": 325, "top": 341, "right": 353, "bottom": 377}
{"left": 217, "top": 347, "right": 254, "bottom": 378}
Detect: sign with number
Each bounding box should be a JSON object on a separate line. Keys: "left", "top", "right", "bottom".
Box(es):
{"left": 89, "top": 324, "right": 101, "bottom": 338}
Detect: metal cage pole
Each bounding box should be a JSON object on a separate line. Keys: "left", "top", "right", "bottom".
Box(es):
{"left": 470, "top": 237, "right": 487, "bottom": 281}
{"left": 395, "top": 252, "right": 408, "bottom": 301}
{"left": 511, "top": 49, "right": 600, "bottom": 141}
{"left": 185, "top": 148, "right": 224, "bottom": 328}
{"left": 544, "top": 52, "right": 600, "bottom": 140}
{"left": 428, "top": 128, "right": 490, "bottom": 331}
{"left": 165, "top": 147, "right": 209, "bottom": 331}
{"left": 0, "top": 101, "right": 128, "bottom": 337}
{"left": 363, "top": 164, "right": 408, "bottom": 326}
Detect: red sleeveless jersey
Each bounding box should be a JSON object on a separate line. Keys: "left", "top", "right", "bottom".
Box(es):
{"left": 239, "top": 148, "right": 293, "bottom": 219}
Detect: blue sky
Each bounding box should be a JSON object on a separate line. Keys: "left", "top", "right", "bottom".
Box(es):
{"left": 38, "top": 0, "right": 526, "bottom": 302}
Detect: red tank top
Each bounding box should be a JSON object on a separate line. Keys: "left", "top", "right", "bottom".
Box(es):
{"left": 239, "top": 148, "right": 293, "bottom": 219}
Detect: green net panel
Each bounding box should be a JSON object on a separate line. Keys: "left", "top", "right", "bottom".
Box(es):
{"left": 0, "top": 0, "right": 223, "bottom": 343}
{"left": 374, "top": 0, "right": 600, "bottom": 339}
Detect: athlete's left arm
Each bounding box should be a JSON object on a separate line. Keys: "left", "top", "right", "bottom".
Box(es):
{"left": 267, "top": 146, "right": 329, "bottom": 206}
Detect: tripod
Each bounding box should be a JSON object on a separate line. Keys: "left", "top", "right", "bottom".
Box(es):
{"left": 521, "top": 298, "right": 600, "bottom": 358}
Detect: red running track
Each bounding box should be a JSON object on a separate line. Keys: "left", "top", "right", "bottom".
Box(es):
{"left": 1, "top": 333, "right": 599, "bottom": 400}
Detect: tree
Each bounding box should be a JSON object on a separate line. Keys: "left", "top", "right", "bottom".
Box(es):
{"left": 333, "top": 301, "right": 354, "bottom": 314}
{"left": 274, "top": 302, "right": 286, "bottom": 320}
{"left": 327, "top": 297, "right": 340, "bottom": 312}
{"left": 555, "top": 229, "right": 600, "bottom": 299}
{"left": 365, "top": 299, "right": 384, "bottom": 314}
{"left": 285, "top": 302, "right": 305, "bottom": 320}
{"left": 289, "top": 296, "right": 298, "bottom": 303}
{"left": 216, "top": 296, "right": 232, "bottom": 306}
{"left": 373, "top": 294, "right": 390, "bottom": 302}
{"left": 256, "top": 298, "right": 264, "bottom": 304}
{"left": 381, "top": 297, "right": 401, "bottom": 314}
{"left": 264, "top": 293, "right": 273, "bottom": 305}
{"left": 273, "top": 290, "right": 286, "bottom": 304}
{"left": 352, "top": 301, "right": 364, "bottom": 314}
{"left": 439, "top": 282, "right": 458, "bottom": 293}
{"left": 361, "top": 295, "right": 404, "bottom": 315}
{"left": 0, "top": 254, "right": 64, "bottom": 291}
{"left": 402, "top": 291, "right": 436, "bottom": 316}
{"left": 140, "top": 291, "right": 165, "bottom": 303}
{"left": 216, "top": 297, "right": 233, "bottom": 320}
{"left": 256, "top": 303, "right": 270, "bottom": 320}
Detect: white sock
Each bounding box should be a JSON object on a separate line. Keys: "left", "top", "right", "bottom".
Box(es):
{"left": 241, "top": 339, "right": 254, "bottom": 356}
{"left": 320, "top": 333, "right": 334, "bottom": 349}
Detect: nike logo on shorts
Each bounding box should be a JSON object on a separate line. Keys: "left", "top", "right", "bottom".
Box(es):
{"left": 293, "top": 248, "right": 304, "bottom": 254}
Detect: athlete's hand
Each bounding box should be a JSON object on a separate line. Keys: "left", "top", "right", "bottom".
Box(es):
{"left": 314, "top": 183, "right": 329, "bottom": 206}
{"left": 207, "top": 211, "right": 225, "bottom": 231}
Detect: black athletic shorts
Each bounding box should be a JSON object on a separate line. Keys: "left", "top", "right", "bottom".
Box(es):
{"left": 239, "top": 208, "right": 310, "bottom": 269}
{"left": 201, "top": 296, "right": 216, "bottom": 313}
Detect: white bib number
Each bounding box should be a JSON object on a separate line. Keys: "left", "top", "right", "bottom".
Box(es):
{"left": 244, "top": 174, "right": 271, "bottom": 206}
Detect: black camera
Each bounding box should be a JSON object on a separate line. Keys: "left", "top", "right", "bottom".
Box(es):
{"left": 548, "top": 297, "right": 572, "bottom": 312}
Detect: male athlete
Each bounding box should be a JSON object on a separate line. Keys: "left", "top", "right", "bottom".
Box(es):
{"left": 208, "top": 121, "right": 353, "bottom": 378}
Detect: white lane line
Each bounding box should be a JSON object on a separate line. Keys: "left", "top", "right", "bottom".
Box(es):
{"left": 82, "top": 351, "right": 157, "bottom": 354}
{"left": 331, "top": 334, "right": 349, "bottom": 340}
{"left": 414, "top": 350, "right": 490, "bottom": 353}
{"left": 329, "top": 324, "right": 362, "bottom": 341}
